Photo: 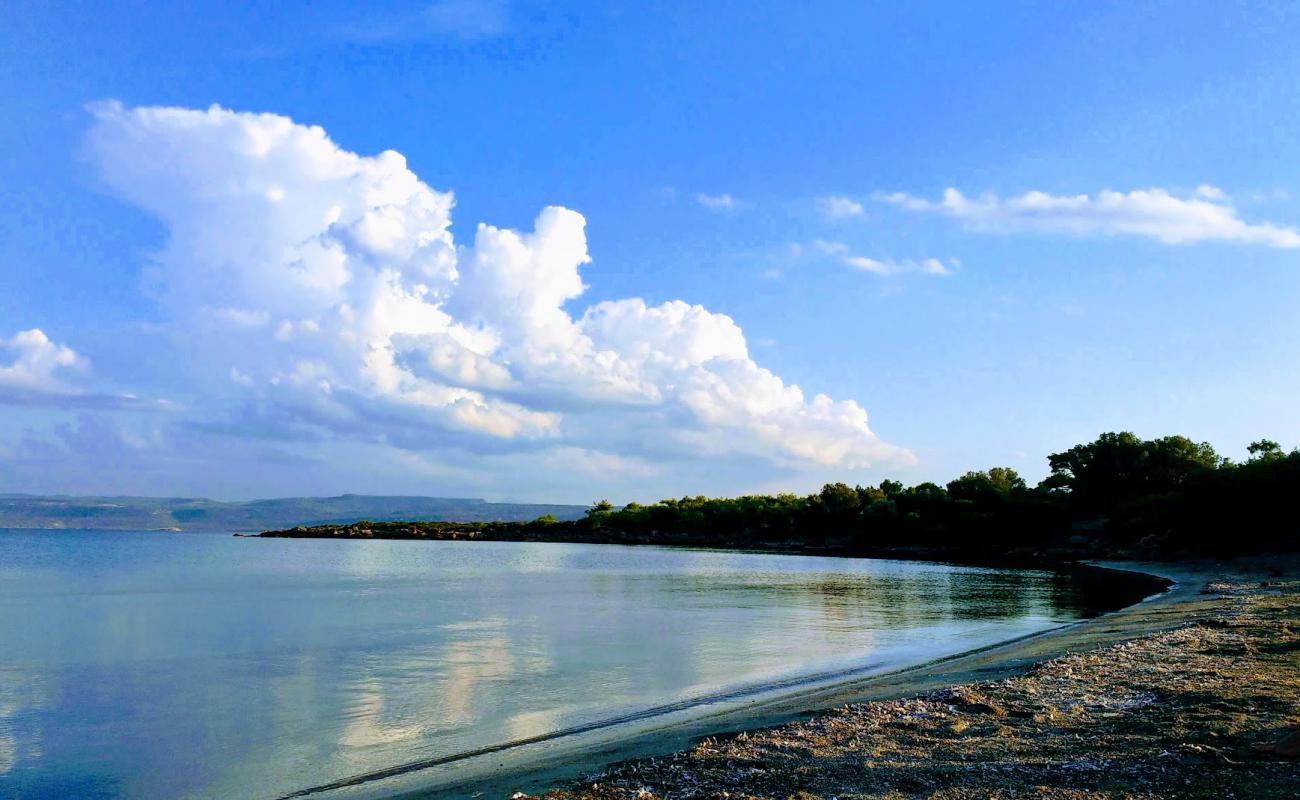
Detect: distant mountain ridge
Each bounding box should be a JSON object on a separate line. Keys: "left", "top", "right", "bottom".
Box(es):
{"left": 0, "top": 494, "right": 587, "bottom": 532}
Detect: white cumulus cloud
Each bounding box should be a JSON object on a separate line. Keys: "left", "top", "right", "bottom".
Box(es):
{"left": 0, "top": 329, "right": 85, "bottom": 394}
{"left": 876, "top": 187, "right": 1300, "bottom": 247}
{"left": 0, "top": 328, "right": 159, "bottom": 410}
{"left": 82, "top": 102, "right": 910, "bottom": 472}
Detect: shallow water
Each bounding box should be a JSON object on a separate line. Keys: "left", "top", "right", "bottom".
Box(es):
{"left": 0, "top": 530, "right": 1152, "bottom": 799}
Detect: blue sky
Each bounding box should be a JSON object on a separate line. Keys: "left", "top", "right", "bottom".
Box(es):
{"left": 2, "top": 1, "right": 1299, "bottom": 502}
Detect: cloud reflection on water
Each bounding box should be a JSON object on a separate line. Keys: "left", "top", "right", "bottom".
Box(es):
{"left": 0, "top": 533, "right": 1159, "bottom": 798}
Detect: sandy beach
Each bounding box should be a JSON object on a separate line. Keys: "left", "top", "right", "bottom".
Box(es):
{"left": 378, "top": 558, "right": 1300, "bottom": 800}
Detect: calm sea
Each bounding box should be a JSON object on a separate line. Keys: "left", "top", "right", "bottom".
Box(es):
{"left": 0, "top": 529, "right": 1153, "bottom": 799}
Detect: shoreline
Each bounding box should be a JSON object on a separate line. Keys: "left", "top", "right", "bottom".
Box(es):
{"left": 506, "top": 556, "right": 1299, "bottom": 800}
{"left": 253, "top": 521, "right": 1143, "bottom": 575}
{"left": 298, "top": 560, "right": 1195, "bottom": 800}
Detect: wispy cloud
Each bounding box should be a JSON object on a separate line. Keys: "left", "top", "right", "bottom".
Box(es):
{"left": 814, "top": 241, "right": 953, "bottom": 277}
{"left": 695, "top": 192, "right": 740, "bottom": 211}
{"left": 815, "top": 195, "right": 865, "bottom": 219}
{"left": 424, "top": 0, "right": 508, "bottom": 39}
{"left": 345, "top": 0, "right": 509, "bottom": 45}
{"left": 876, "top": 186, "right": 1300, "bottom": 248}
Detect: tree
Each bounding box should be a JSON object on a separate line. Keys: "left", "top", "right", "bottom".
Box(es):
{"left": 1045, "top": 432, "right": 1219, "bottom": 510}
{"left": 855, "top": 484, "right": 887, "bottom": 505}
{"left": 818, "top": 482, "right": 861, "bottom": 517}
{"left": 987, "top": 467, "right": 1027, "bottom": 493}
{"left": 947, "top": 468, "right": 1026, "bottom": 503}
{"left": 1247, "top": 439, "right": 1284, "bottom": 463}
{"left": 1145, "top": 435, "right": 1221, "bottom": 483}
{"left": 878, "top": 479, "right": 905, "bottom": 498}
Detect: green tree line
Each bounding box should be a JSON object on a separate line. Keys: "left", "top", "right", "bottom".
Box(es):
{"left": 563, "top": 432, "right": 1299, "bottom": 559}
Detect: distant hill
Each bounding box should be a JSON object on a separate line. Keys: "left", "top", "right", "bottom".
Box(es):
{"left": 0, "top": 494, "right": 588, "bottom": 532}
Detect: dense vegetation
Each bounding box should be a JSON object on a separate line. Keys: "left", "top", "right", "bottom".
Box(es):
{"left": 571, "top": 433, "right": 1299, "bottom": 559}
{"left": 263, "top": 433, "right": 1300, "bottom": 561}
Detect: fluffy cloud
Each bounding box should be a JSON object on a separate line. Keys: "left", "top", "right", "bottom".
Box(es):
{"left": 816, "top": 196, "right": 865, "bottom": 219}
{"left": 0, "top": 329, "right": 163, "bottom": 411}
{"left": 814, "top": 241, "right": 953, "bottom": 277}
{"left": 81, "top": 102, "right": 909, "bottom": 474}
{"left": 877, "top": 187, "right": 1300, "bottom": 247}
{"left": 0, "top": 329, "right": 84, "bottom": 394}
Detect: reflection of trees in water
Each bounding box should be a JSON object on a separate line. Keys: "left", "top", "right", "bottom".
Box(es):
{"left": 943, "top": 571, "right": 1040, "bottom": 621}
{"left": 587, "top": 562, "right": 1156, "bottom": 630}
{"left": 926, "top": 568, "right": 1158, "bottom": 623}
{"left": 1046, "top": 568, "right": 1164, "bottom": 620}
